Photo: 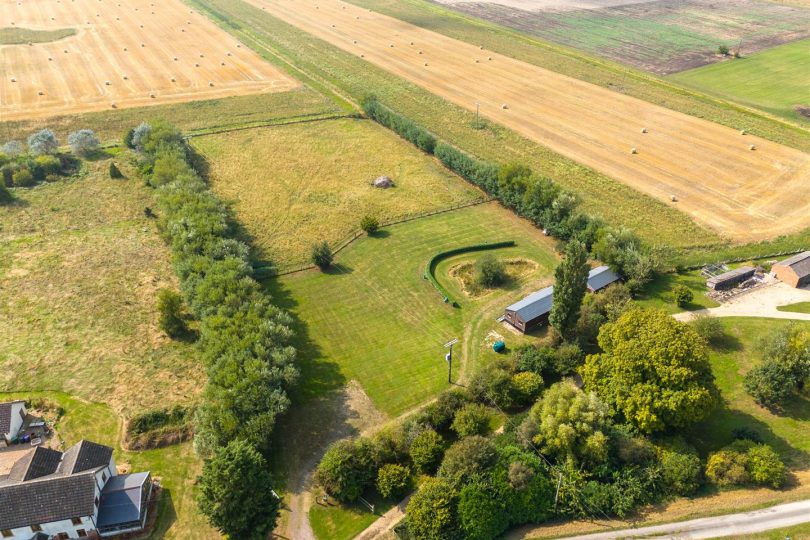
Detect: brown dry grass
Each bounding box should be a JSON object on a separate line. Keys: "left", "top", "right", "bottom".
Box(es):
{"left": 0, "top": 0, "right": 299, "bottom": 121}
{"left": 0, "top": 161, "right": 205, "bottom": 417}
{"left": 449, "top": 257, "right": 537, "bottom": 298}
{"left": 252, "top": 0, "right": 810, "bottom": 242}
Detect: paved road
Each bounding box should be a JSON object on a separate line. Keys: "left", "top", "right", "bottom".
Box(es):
{"left": 566, "top": 499, "right": 810, "bottom": 539}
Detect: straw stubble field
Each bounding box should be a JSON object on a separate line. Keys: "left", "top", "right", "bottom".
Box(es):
{"left": 251, "top": 0, "right": 810, "bottom": 243}
{"left": 0, "top": 0, "right": 298, "bottom": 121}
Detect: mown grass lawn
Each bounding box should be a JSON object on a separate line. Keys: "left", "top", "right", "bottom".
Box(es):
{"left": 0, "top": 391, "right": 217, "bottom": 540}
{"left": 193, "top": 118, "right": 486, "bottom": 268}
{"left": 686, "top": 318, "right": 810, "bottom": 467}
{"left": 670, "top": 39, "right": 810, "bottom": 123}
{"left": 0, "top": 161, "right": 205, "bottom": 417}
{"left": 635, "top": 270, "right": 721, "bottom": 314}
{"left": 274, "top": 202, "right": 558, "bottom": 416}
{"left": 778, "top": 302, "right": 810, "bottom": 314}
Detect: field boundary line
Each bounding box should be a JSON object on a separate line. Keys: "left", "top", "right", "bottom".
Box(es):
{"left": 184, "top": 112, "right": 355, "bottom": 139}
{"left": 261, "top": 197, "right": 495, "bottom": 277}
{"left": 685, "top": 248, "right": 809, "bottom": 271}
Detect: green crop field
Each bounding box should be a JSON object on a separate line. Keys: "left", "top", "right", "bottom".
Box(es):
{"left": 0, "top": 160, "right": 205, "bottom": 417}
{"left": 0, "top": 27, "right": 76, "bottom": 45}
{"left": 273, "top": 202, "right": 558, "bottom": 416}
{"left": 0, "top": 391, "right": 217, "bottom": 540}
{"left": 192, "top": 119, "right": 486, "bottom": 268}
{"left": 670, "top": 40, "right": 810, "bottom": 123}
{"left": 189, "top": 0, "right": 726, "bottom": 251}
{"left": 0, "top": 87, "right": 340, "bottom": 145}
{"left": 687, "top": 318, "right": 810, "bottom": 467}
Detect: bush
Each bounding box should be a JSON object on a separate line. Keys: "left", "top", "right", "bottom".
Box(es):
{"left": 110, "top": 162, "right": 123, "bottom": 178}
{"left": 130, "top": 406, "right": 191, "bottom": 435}
{"left": 672, "top": 284, "right": 693, "bottom": 308}
{"left": 706, "top": 449, "right": 750, "bottom": 487}
{"left": 691, "top": 314, "right": 724, "bottom": 344}
{"left": 718, "top": 44, "right": 730, "bottom": 56}
{"left": 376, "top": 463, "right": 411, "bottom": 499}
{"left": 0, "top": 182, "right": 10, "bottom": 204}
{"left": 360, "top": 215, "right": 379, "bottom": 235}
{"left": 658, "top": 445, "right": 703, "bottom": 496}
{"left": 438, "top": 436, "right": 498, "bottom": 488}
{"left": 468, "top": 366, "right": 515, "bottom": 409}
{"left": 130, "top": 122, "right": 151, "bottom": 150}
{"left": 315, "top": 438, "right": 376, "bottom": 502}
{"left": 458, "top": 482, "right": 509, "bottom": 540}
{"left": 12, "top": 168, "right": 35, "bottom": 187}
{"left": 67, "top": 129, "right": 100, "bottom": 156}
{"left": 405, "top": 478, "right": 461, "bottom": 540}
{"left": 744, "top": 361, "right": 796, "bottom": 409}
{"left": 474, "top": 254, "right": 506, "bottom": 288}
{"left": 409, "top": 429, "right": 445, "bottom": 473}
{"left": 512, "top": 372, "right": 543, "bottom": 405}
{"left": 746, "top": 444, "right": 786, "bottom": 488}
{"left": 33, "top": 155, "right": 61, "bottom": 180}
{"left": 362, "top": 95, "right": 437, "bottom": 154}
{"left": 434, "top": 143, "right": 499, "bottom": 194}
{"left": 27, "top": 129, "right": 59, "bottom": 155}
{"left": 451, "top": 403, "right": 492, "bottom": 438}
{"left": 311, "top": 241, "right": 333, "bottom": 270}
{"left": 421, "top": 388, "right": 471, "bottom": 431}
{"left": 1, "top": 140, "right": 23, "bottom": 157}
{"left": 157, "top": 289, "right": 188, "bottom": 338}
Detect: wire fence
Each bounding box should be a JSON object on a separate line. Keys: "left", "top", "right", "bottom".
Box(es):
{"left": 685, "top": 248, "right": 807, "bottom": 271}
{"left": 264, "top": 197, "right": 495, "bottom": 277}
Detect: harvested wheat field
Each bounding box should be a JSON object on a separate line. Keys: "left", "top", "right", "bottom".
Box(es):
{"left": 0, "top": 0, "right": 298, "bottom": 121}
{"left": 253, "top": 0, "right": 810, "bottom": 242}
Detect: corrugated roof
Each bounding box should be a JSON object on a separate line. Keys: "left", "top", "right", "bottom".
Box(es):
{"left": 0, "top": 400, "right": 24, "bottom": 435}
{"left": 587, "top": 266, "right": 620, "bottom": 292}
{"left": 97, "top": 473, "right": 150, "bottom": 528}
{"left": 505, "top": 286, "right": 554, "bottom": 322}
{"left": 776, "top": 251, "right": 810, "bottom": 278}
{"left": 707, "top": 266, "right": 755, "bottom": 286}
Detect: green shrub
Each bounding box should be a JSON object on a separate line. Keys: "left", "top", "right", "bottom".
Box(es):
{"left": 409, "top": 429, "right": 445, "bottom": 474}
{"left": 311, "top": 241, "right": 333, "bottom": 270}
{"left": 376, "top": 463, "right": 411, "bottom": 499}
{"left": 421, "top": 388, "right": 471, "bottom": 431}
{"left": 405, "top": 478, "right": 461, "bottom": 540}
{"left": 157, "top": 289, "right": 188, "bottom": 338}
{"left": 68, "top": 129, "right": 100, "bottom": 156}
{"left": 468, "top": 366, "right": 515, "bottom": 409}
{"left": 691, "top": 314, "right": 724, "bottom": 343}
{"left": 746, "top": 444, "right": 786, "bottom": 488}
{"left": 744, "top": 361, "right": 796, "bottom": 409}
{"left": 360, "top": 215, "right": 379, "bottom": 235}
{"left": 27, "top": 129, "right": 58, "bottom": 155}
{"left": 475, "top": 254, "right": 505, "bottom": 288}
{"left": 512, "top": 372, "right": 543, "bottom": 405}
{"left": 12, "top": 167, "right": 35, "bottom": 187}
{"left": 451, "top": 403, "right": 492, "bottom": 438}
{"left": 658, "top": 445, "right": 703, "bottom": 496}
{"left": 315, "top": 438, "right": 376, "bottom": 502}
{"left": 33, "top": 155, "right": 61, "bottom": 179}
{"left": 438, "top": 436, "right": 498, "bottom": 488}
{"left": 458, "top": 482, "right": 509, "bottom": 540}
{"left": 130, "top": 406, "right": 191, "bottom": 435}
{"left": 718, "top": 44, "right": 730, "bottom": 56}
{"left": 362, "top": 95, "right": 437, "bottom": 154}
{"left": 672, "top": 284, "right": 693, "bottom": 308}
{"left": 706, "top": 449, "right": 750, "bottom": 487}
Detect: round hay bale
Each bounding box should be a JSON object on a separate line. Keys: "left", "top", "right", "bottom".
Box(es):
{"left": 353, "top": 40, "right": 357, "bottom": 44}
{"left": 48, "top": 57, "right": 53, "bottom": 61}
{"left": 10, "top": 77, "right": 15, "bottom": 82}
{"left": 390, "top": 43, "right": 394, "bottom": 47}
{"left": 209, "top": 82, "right": 215, "bottom": 87}
{"left": 360, "top": 54, "right": 365, "bottom": 58}
{"left": 123, "top": 75, "right": 128, "bottom": 80}
{"left": 171, "top": 77, "right": 176, "bottom": 82}
{"left": 631, "top": 147, "right": 638, "bottom": 154}
{"left": 373, "top": 176, "right": 394, "bottom": 189}
{"left": 488, "top": 56, "right": 492, "bottom": 61}
{"left": 418, "top": 50, "right": 423, "bottom": 54}
{"left": 671, "top": 195, "right": 678, "bottom": 202}
{"left": 424, "top": 62, "right": 428, "bottom": 66}
{"left": 38, "top": 91, "right": 44, "bottom": 96}
{"left": 641, "top": 127, "right": 648, "bottom": 133}
{"left": 111, "top": 102, "right": 117, "bottom": 109}
{"left": 475, "top": 59, "right": 479, "bottom": 63}
{"left": 105, "top": 80, "right": 111, "bottom": 86}
{"left": 195, "top": 63, "right": 200, "bottom": 67}
{"left": 501, "top": 103, "right": 508, "bottom": 110}
{"left": 64, "top": 49, "right": 69, "bottom": 53}
{"left": 749, "top": 144, "right": 756, "bottom": 151}
{"left": 740, "top": 129, "right": 747, "bottom": 135}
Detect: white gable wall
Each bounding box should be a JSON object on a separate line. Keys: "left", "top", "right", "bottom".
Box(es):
{"left": 2, "top": 402, "right": 26, "bottom": 443}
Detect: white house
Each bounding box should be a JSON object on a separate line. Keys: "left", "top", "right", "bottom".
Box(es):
{"left": 0, "top": 401, "right": 26, "bottom": 447}
{"left": 0, "top": 440, "right": 152, "bottom": 539}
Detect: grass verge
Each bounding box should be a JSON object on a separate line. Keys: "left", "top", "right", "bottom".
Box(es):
{"left": 777, "top": 302, "right": 810, "bottom": 314}
{"left": 0, "top": 27, "right": 76, "bottom": 45}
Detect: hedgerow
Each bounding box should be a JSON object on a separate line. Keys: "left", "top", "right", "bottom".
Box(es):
{"left": 131, "top": 121, "right": 297, "bottom": 461}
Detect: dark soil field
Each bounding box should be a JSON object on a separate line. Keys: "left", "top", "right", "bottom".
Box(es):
{"left": 436, "top": 0, "right": 810, "bottom": 74}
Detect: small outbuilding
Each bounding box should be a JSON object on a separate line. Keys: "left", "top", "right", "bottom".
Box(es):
{"left": 0, "top": 400, "right": 26, "bottom": 447}
{"left": 503, "top": 286, "right": 553, "bottom": 334}
{"left": 706, "top": 266, "right": 755, "bottom": 290}
{"left": 587, "top": 265, "right": 621, "bottom": 293}
{"left": 772, "top": 251, "right": 810, "bottom": 288}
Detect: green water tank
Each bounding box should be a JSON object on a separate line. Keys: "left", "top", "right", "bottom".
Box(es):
{"left": 493, "top": 341, "right": 506, "bottom": 353}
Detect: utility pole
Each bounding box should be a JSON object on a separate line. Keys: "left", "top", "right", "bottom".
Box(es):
{"left": 444, "top": 339, "right": 458, "bottom": 384}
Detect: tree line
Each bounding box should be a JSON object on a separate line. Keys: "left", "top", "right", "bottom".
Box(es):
{"left": 126, "top": 121, "right": 293, "bottom": 539}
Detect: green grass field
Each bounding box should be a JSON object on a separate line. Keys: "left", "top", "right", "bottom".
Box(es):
{"left": 273, "top": 202, "right": 558, "bottom": 416}
{"left": 778, "top": 302, "right": 810, "bottom": 314}
{"left": 193, "top": 119, "right": 486, "bottom": 268}
{"left": 345, "top": 0, "right": 809, "bottom": 151}
{"left": 0, "top": 391, "right": 217, "bottom": 540}
{"left": 0, "top": 87, "right": 340, "bottom": 145}
{"left": 189, "top": 0, "right": 723, "bottom": 251}
{"left": 0, "top": 161, "right": 205, "bottom": 417}
{"left": 0, "top": 27, "right": 76, "bottom": 45}
{"left": 670, "top": 40, "right": 810, "bottom": 123}
{"left": 635, "top": 271, "right": 721, "bottom": 314}
{"left": 687, "top": 318, "right": 810, "bottom": 467}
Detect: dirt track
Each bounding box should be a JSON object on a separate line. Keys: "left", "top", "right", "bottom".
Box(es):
{"left": 252, "top": 0, "right": 810, "bottom": 242}
{"left": 0, "top": 0, "right": 298, "bottom": 121}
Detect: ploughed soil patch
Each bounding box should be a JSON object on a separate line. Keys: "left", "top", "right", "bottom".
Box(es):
{"left": 438, "top": 0, "right": 810, "bottom": 74}
{"left": 450, "top": 258, "right": 538, "bottom": 298}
